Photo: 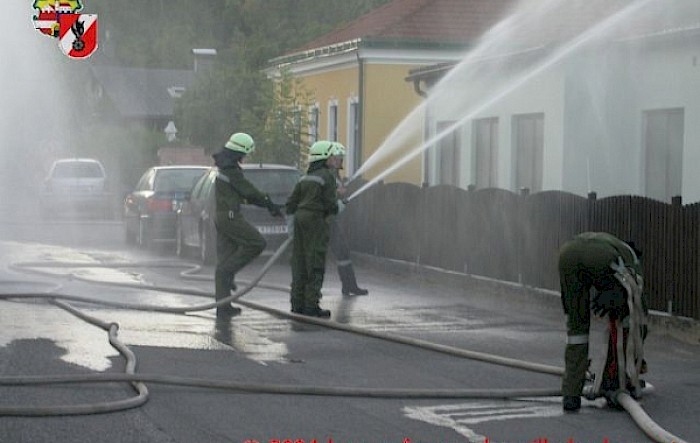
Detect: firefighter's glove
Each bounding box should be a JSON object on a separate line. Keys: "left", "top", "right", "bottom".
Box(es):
{"left": 286, "top": 215, "right": 294, "bottom": 238}
{"left": 337, "top": 198, "right": 348, "bottom": 214}
{"left": 591, "top": 286, "right": 626, "bottom": 318}
{"left": 265, "top": 198, "right": 284, "bottom": 218}
{"left": 270, "top": 204, "right": 284, "bottom": 218}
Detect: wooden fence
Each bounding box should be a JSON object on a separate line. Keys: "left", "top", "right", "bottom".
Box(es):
{"left": 339, "top": 181, "right": 700, "bottom": 320}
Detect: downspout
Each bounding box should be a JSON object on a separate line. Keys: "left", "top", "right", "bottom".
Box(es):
{"left": 356, "top": 49, "right": 364, "bottom": 175}
{"left": 412, "top": 78, "right": 428, "bottom": 98}
{"left": 412, "top": 78, "right": 430, "bottom": 186}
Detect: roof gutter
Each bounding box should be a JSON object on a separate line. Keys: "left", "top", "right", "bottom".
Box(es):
{"left": 269, "top": 39, "right": 361, "bottom": 68}
{"left": 356, "top": 49, "right": 364, "bottom": 171}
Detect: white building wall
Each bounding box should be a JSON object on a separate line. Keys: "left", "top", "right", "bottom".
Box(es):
{"left": 561, "top": 36, "right": 700, "bottom": 202}
{"left": 422, "top": 33, "right": 700, "bottom": 203}
{"left": 425, "top": 62, "right": 566, "bottom": 193}
{"left": 632, "top": 38, "right": 700, "bottom": 203}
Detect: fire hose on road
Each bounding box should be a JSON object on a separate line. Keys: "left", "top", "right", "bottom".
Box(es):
{"left": 0, "top": 237, "right": 692, "bottom": 443}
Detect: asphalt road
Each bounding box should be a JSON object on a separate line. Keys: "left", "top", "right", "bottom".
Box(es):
{"left": 0, "top": 217, "right": 699, "bottom": 443}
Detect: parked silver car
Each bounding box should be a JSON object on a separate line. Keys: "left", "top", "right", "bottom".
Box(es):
{"left": 175, "top": 164, "right": 300, "bottom": 264}
{"left": 39, "top": 158, "right": 112, "bottom": 218}
{"left": 123, "top": 166, "right": 209, "bottom": 249}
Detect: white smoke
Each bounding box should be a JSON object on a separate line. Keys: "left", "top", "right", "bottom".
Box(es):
{"left": 1, "top": 1, "right": 73, "bottom": 218}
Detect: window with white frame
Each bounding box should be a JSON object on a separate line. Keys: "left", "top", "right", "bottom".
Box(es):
{"left": 328, "top": 100, "right": 338, "bottom": 142}
{"left": 346, "top": 97, "right": 359, "bottom": 176}
{"left": 473, "top": 117, "right": 499, "bottom": 189}
{"left": 513, "top": 113, "right": 544, "bottom": 193}
{"left": 436, "top": 121, "right": 460, "bottom": 186}
{"left": 644, "top": 108, "right": 684, "bottom": 203}
{"left": 308, "top": 104, "right": 319, "bottom": 144}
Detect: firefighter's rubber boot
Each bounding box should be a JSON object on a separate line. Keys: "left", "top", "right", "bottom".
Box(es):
{"left": 302, "top": 306, "right": 331, "bottom": 318}
{"left": 216, "top": 304, "right": 242, "bottom": 316}
{"left": 339, "top": 265, "right": 369, "bottom": 296}
{"left": 562, "top": 396, "right": 581, "bottom": 412}
{"left": 215, "top": 273, "right": 242, "bottom": 316}
{"left": 290, "top": 297, "right": 304, "bottom": 314}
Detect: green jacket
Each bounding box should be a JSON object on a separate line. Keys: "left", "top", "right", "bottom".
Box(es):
{"left": 215, "top": 166, "right": 271, "bottom": 216}
{"left": 286, "top": 161, "right": 338, "bottom": 217}
{"left": 573, "top": 232, "right": 642, "bottom": 275}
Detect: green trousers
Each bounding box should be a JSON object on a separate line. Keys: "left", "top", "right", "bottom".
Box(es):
{"left": 290, "top": 209, "right": 329, "bottom": 312}
{"left": 559, "top": 237, "right": 617, "bottom": 397}
{"left": 214, "top": 213, "right": 266, "bottom": 301}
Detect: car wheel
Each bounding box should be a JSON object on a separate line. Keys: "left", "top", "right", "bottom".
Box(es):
{"left": 200, "top": 225, "right": 216, "bottom": 265}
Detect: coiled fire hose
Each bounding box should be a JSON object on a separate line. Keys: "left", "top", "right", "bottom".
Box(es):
{"left": 0, "top": 238, "right": 691, "bottom": 443}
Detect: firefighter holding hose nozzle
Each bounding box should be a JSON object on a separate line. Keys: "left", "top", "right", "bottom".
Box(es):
{"left": 558, "top": 232, "right": 648, "bottom": 412}
{"left": 285, "top": 141, "right": 345, "bottom": 318}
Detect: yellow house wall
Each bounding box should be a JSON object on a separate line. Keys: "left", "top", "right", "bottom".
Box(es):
{"left": 295, "top": 62, "right": 424, "bottom": 185}
{"left": 298, "top": 66, "right": 359, "bottom": 146}
{"left": 363, "top": 63, "right": 423, "bottom": 184}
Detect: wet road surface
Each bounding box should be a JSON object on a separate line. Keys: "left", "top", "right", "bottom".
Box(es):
{"left": 1, "top": 218, "right": 699, "bottom": 443}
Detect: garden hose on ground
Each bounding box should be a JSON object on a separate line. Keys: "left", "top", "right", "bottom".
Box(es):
{"left": 0, "top": 239, "right": 691, "bottom": 443}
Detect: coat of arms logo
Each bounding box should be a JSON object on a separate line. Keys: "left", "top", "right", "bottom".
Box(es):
{"left": 32, "top": 1, "right": 98, "bottom": 59}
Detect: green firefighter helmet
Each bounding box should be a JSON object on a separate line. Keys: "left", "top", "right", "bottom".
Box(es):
{"left": 309, "top": 140, "right": 346, "bottom": 162}
{"left": 224, "top": 132, "right": 255, "bottom": 155}
{"left": 332, "top": 142, "right": 346, "bottom": 157}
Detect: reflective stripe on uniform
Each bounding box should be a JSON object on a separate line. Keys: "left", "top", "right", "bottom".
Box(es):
{"left": 217, "top": 172, "right": 230, "bottom": 183}
{"left": 566, "top": 334, "right": 589, "bottom": 345}
{"left": 337, "top": 260, "right": 352, "bottom": 267}
{"left": 300, "top": 175, "right": 325, "bottom": 186}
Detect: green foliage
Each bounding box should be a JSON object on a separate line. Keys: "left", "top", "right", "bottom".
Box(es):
{"left": 86, "top": 0, "right": 391, "bottom": 164}
{"left": 242, "top": 69, "right": 315, "bottom": 167}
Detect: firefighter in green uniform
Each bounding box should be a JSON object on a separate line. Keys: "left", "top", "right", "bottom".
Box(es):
{"left": 285, "top": 140, "right": 344, "bottom": 318}
{"left": 212, "top": 132, "right": 283, "bottom": 316}
{"left": 329, "top": 143, "right": 369, "bottom": 297}
{"left": 558, "top": 231, "right": 646, "bottom": 412}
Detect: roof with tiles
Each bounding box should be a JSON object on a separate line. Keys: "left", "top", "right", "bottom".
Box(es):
{"left": 296, "top": 0, "right": 515, "bottom": 52}
{"left": 293, "top": 0, "right": 699, "bottom": 56}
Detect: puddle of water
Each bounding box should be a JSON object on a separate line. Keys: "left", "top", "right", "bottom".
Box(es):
{"left": 1, "top": 242, "right": 290, "bottom": 369}
{"left": 0, "top": 300, "right": 118, "bottom": 371}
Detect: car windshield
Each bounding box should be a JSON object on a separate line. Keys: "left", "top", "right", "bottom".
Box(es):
{"left": 52, "top": 162, "right": 103, "bottom": 178}
{"left": 154, "top": 169, "right": 207, "bottom": 193}
{"left": 244, "top": 169, "right": 300, "bottom": 195}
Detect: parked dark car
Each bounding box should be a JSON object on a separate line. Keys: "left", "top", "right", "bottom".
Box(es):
{"left": 124, "top": 166, "right": 209, "bottom": 248}
{"left": 39, "top": 158, "right": 113, "bottom": 219}
{"left": 175, "top": 163, "right": 301, "bottom": 264}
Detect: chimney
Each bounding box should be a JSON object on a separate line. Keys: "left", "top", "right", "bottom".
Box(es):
{"left": 192, "top": 48, "right": 217, "bottom": 73}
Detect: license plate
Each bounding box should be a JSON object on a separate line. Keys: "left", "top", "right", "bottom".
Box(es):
{"left": 257, "top": 225, "right": 288, "bottom": 234}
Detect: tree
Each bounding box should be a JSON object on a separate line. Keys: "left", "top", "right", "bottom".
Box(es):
{"left": 93, "top": 0, "right": 393, "bottom": 161}
{"left": 242, "top": 69, "right": 315, "bottom": 167}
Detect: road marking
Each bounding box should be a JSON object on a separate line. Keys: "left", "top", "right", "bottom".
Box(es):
{"left": 403, "top": 399, "right": 562, "bottom": 442}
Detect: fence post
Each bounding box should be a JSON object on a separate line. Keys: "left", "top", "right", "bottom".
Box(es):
{"left": 373, "top": 180, "right": 384, "bottom": 256}
{"left": 587, "top": 191, "right": 597, "bottom": 230}
{"left": 417, "top": 182, "right": 430, "bottom": 266}
{"left": 518, "top": 188, "right": 530, "bottom": 285}
{"left": 670, "top": 195, "right": 682, "bottom": 315}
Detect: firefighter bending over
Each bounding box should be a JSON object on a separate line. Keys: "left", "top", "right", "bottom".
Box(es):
{"left": 558, "top": 232, "right": 648, "bottom": 412}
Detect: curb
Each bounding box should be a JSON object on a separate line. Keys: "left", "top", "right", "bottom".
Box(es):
{"left": 351, "top": 252, "right": 700, "bottom": 345}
